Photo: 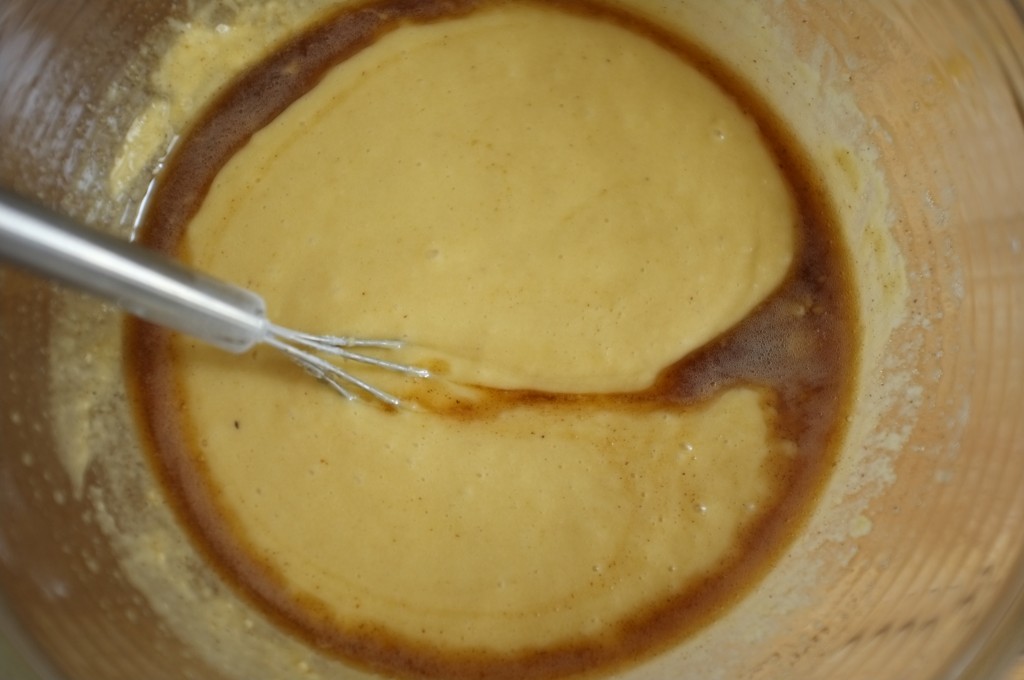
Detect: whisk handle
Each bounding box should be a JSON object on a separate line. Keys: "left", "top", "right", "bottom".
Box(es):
{"left": 0, "top": 188, "right": 268, "bottom": 353}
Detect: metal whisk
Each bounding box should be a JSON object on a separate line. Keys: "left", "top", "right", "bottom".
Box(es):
{"left": 0, "top": 188, "right": 429, "bottom": 406}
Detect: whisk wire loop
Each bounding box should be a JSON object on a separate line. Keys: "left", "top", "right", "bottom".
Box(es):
{"left": 265, "top": 325, "right": 430, "bottom": 406}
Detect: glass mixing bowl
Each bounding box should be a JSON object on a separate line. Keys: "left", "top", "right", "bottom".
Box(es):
{"left": 1, "top": 1, "right": 1023, "bottom": 679}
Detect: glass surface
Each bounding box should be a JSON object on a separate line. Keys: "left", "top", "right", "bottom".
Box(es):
{"left": 1, "top": 1, "right": 1023, "bottom": 679}
{"left": 0, "top": 629, "right": 45, "bottom": 680}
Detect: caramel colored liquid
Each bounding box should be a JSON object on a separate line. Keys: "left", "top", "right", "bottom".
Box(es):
{"left": 127, "top": 1, "right": 858, "bottom": 678}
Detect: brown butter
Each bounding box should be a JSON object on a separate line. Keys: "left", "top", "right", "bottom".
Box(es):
{"left": 126, "top": 1, "right": 859, "bottom": 678}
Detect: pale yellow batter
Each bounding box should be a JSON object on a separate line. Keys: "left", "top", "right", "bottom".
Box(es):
{"left": 174, "top": 2, "right": 796, "bottom": 656}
